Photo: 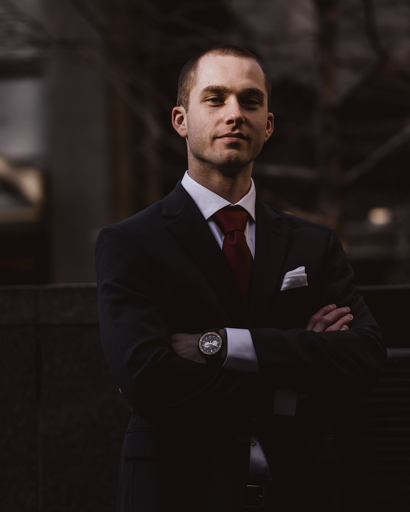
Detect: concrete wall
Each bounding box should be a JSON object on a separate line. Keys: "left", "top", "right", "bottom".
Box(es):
{"left": 0, "top": 284, "right": 409, "bottom": 511}
{"left": 0, "top": 285, "right": 129, "bottom": 512}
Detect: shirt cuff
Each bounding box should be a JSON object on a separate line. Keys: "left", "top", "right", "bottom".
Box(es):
{"left": 274, "top": 389, "right": 297, "bottom": 416}
{"left": 222, "top": 328, "right": 258, "bottom": 373}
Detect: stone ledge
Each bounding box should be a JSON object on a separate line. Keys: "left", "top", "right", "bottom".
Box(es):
{"left": 0, "top": 284, "right": 99, "bottom": 326}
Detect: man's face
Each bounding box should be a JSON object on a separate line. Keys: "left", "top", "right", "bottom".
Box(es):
{"left": 174, "top": 54, "right": 274, "bottom": 176}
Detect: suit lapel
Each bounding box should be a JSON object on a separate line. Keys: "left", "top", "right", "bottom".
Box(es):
{"left": 247, "top": 194, "right": 290, "bottom": 326}
{"left": 163, "top": 183, "right": 245, "bottom": 325}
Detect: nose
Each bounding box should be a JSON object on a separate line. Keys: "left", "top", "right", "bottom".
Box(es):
{"left": 225, "top": 98, "right": 245, "bottom": 126}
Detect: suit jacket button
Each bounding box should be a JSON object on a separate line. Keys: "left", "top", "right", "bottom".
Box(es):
{"left": 237, "top": 433, "right": 251, "bottom": 444}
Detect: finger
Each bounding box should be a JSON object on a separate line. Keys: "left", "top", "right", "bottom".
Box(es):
{"left": 308, "top": 306, "right": 349, "bottom": 331}
{"left": 313, "top": 308, "right": 350, "bottom": 332}
{"left": 325, "top": 314, "right": 353, "bottom": 332}
{"left": 341, "top": 325, "right": 349, "bottom": 331}
{"left": 305, "top": 304, "right": 336, "bottom": 330}
{"left": 311, "top": 307, "right": 351, "bottom": 332}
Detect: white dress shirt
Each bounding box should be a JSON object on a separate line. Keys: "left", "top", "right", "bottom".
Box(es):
{"left": 181, "top": 170, "right": 272, "bottom": 481}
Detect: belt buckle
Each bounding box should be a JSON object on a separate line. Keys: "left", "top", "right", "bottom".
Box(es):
{"left": 243, "top": 484, "right": 265, "bottom": 508}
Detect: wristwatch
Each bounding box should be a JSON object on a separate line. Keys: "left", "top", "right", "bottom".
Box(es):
{"left": 198, "top": 328, "right": 223, "bottom": 362}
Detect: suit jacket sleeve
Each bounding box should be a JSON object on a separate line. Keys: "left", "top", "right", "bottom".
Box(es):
{"left": 250, "top": 227, "right": 386, "bottom": 395}
{"left": 96, "top": 220, "right": 386, "bottom": 419}
{"left": 95, "top": 224, "right": 254, "bottom": 419}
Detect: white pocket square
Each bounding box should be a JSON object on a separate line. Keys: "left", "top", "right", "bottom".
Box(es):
{"left": 280, "top": 266, "right": 308, "bottom": 291}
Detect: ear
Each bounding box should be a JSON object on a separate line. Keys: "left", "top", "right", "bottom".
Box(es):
{"left": 264, "top": 113, "right": 274, "bottom": 143}
{"left": 172, "top": 106, "right": 188, "bottom": 138}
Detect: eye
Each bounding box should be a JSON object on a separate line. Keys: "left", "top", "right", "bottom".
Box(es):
{"left": 242, "top": 98, "right": 261, "bottom": 108}
{"left": 206, "top": 96, "right": 224, "bottom": 105}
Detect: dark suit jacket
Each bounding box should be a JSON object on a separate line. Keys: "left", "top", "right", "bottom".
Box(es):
{"left": 95, "top": 182, "right": 386, "bottom": 512}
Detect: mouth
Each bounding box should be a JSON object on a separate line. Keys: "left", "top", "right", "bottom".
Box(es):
{"left": 217, "top": 133, "right": 248, "bottom": 141}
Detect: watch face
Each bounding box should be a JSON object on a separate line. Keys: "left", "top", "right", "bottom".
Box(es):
{"left": 199, "top": 332, "right": 222, "bottom": 356}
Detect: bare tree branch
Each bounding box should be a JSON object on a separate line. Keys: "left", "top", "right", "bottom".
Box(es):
{"left": 335, "top": 0, "right": 388, "bottom": 107}
{"left": 104, "top": 71, "right": 162, "bottom": 140}
{"left": 362, "top": 0, "right": 387, "bottom": 60}
{"left": 260, "top": 189, "right": 332, "bottom": 226}
{"left": 0, "top": 1, "right": 175, "bottom": 117}
{"left": 0, "top": 0, "right": 44, "bottom": 35}
{"left": 335, "top": 59, "right": 385, "bottom": 107}
{"left": 253, "top": 163, "right": 319, "bottom": 181}
{"left": 65, "top": 46, "right": 187, "bottom": 157}
{"left": 67, "top": 0, "right": 110, "bottom": 41}
{"left": 342, "top": 122, "right": 410, "bottom": 186}
{"left": 0, "top": 0, "right": 97, "bottom": 53}
{"left": 67, "top": 0, "right": 172, "bottom": 106}
{"left": 255, "top": 122, "right": 410, "bottom": 189}
{"left": 134, "top": 0, "right": 232, "bottom": 44}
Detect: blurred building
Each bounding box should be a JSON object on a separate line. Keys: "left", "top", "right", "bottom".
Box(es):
{"left": 0, "top": 35, "right": 49, "bottom": 284}
{"left": 0, "top": 0, "right": 110, "bottom": 284}
{"left": 0, "top": 0, "right": 409, "bottom": 286}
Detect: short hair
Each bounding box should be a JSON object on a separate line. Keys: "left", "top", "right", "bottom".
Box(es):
{"left": 176, "top": 44, "right": 271, "bottom": 111}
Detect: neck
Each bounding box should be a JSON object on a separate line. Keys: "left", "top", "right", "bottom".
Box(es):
{"left": 187, "top": 164, "right": 253, "bottom": 204}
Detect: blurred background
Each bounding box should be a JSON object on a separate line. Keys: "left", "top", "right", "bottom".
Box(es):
{"left": 1, "top": 0, "right": 410, "bottom": 287}
{"left": 1, "top": 2, "right": 410, "bottom": 512}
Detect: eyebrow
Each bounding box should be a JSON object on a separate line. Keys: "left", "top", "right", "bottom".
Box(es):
{"left": 200, "top": 85, "right": 266, "bottom": 102}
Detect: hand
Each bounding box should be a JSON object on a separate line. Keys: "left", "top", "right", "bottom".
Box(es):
{"left": 171, "top": 332, "right": 207, "bottom": 364}
{"left": 305, "top": 304, "right": 353, "bottom": 332}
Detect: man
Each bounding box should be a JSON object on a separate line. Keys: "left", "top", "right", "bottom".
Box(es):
{"left": 96, "top": 45, "right": 386, "bottom": 512}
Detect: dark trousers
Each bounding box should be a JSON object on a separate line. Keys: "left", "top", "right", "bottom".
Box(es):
{"left": 241, "top": 463, "right": 342, "bottom": 512}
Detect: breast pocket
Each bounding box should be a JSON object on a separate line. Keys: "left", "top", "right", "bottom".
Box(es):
{"left": 270, "top": 286, "right": 313, "bottom": 329}
{"left": 279, "top": 285, "right": 310, "bottom": 304}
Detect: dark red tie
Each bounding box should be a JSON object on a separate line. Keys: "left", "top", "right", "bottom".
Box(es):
{"left": 213, "top": 206, "right": 253, "bottom": 305}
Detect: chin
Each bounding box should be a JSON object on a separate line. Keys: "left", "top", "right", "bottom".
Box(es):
{"left": 216, "top": 157, "right": 252, "bottom": 177}
{"left": 217, "top": 166, "right": 244, "bottom": 179}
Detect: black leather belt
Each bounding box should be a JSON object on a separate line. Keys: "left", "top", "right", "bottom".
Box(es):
{"left": 243, "top": 482, "right": 273, "bottom": 509}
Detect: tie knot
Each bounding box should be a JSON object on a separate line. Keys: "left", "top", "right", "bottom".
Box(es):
{"left": 213, "top": 206, "right": 248, "bottom": 235}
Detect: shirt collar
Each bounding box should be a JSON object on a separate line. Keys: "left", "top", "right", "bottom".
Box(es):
{"left": 181, "top": 170, "right": 256, "bottom": 221}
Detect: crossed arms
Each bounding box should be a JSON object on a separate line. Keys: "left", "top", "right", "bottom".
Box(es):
{"left": 96, "top": 223, "right": 386, "bottom": 419}
{"left": 171, "top": 304, "right": 354, "bottom": 365}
